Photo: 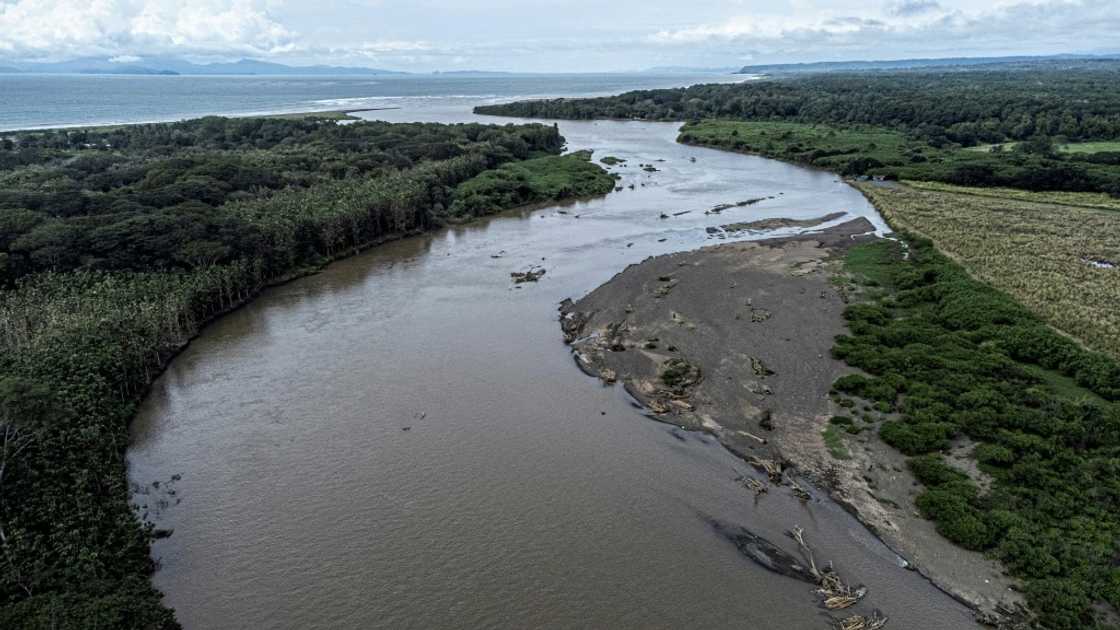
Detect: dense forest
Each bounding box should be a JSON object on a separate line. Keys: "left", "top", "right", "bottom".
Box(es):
{"left": 0, "top": 116, "right": 610, "bottom": 628}
{"left": 476, "top": 63, "right": 1120, "bottom": 144}
{"left": 0, "top": 116, "right": 573, "bottom": 285}
{"left": 477, "top": 63, "right": 1120, "bottom": 193}
{"left": 835, "top": 239, "right": 1120, "bottom": 629}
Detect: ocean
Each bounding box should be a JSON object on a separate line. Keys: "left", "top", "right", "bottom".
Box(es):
{"left": 0, "top": 72, "right": 743, "bottom": 132}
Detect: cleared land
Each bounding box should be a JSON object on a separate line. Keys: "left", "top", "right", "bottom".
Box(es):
{"left": 856, "top": 181, "right": 1120, "bottom": 358}
{"left": 968, "top": 141, "right": 1120, "bottom": 154}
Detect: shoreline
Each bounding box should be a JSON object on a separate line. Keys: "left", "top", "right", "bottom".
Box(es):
{"left": 558, "top": 218, "right": 1024, "bottom": 627}
{"left": 0, "top": 108, "right": 401, "bottom": 134}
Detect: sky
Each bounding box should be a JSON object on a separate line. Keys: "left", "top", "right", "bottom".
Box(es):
{"left": 0, "top": 0, "right": 1118, "bottom": 72}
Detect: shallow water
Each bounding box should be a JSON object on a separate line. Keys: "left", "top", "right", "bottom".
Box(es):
{"left": 128, "top": 108, "right": 975, "bottom": 629}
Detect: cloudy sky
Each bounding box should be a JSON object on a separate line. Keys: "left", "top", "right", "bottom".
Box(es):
{"left": 1, "top": 0, "right": 1117, "bottom": 72}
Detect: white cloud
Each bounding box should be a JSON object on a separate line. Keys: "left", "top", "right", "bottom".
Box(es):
{"left": 0, "top": 0, "right": 294, "bottom": 59}
{"left": 886, "top": 0, "right": 943, "bottom": 17}
{"left": 0, "top": 0, "right": 1117, "bottom": 71}
{"left": 647, "top": 0, "right": 1120, "bottom": 62}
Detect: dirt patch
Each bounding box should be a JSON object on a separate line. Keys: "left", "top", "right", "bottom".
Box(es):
{"left": 558, "top": 218, "right": 1024, "bottom": 626}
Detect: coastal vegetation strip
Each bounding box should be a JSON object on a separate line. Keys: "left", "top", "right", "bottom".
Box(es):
{"left": 856, "top": 181, "right": 1120, "bottom": 359}
{"left": 832, "top": 237, "right": 1120, "bottom": 629}
{"left": 0, "top": 116, "right": 612, "bottom": 628}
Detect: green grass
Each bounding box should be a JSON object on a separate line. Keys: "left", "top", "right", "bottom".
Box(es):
{"left": 822, "top": 424, "right": 852, "bottom": 459}
{"left": 1059, "top": 141, "right": 1120, "bottom": 154}
{"left": 1022, "top": 364, "right": 1112, "bottom": 406}
{"left": 967, "top": 141, "right": 1120, "bottom": 155}
{"left": 843, "top": 240, "right": 903, "bottom": 287}
{"left": 679, "top": 120, "right": 919, "bottom": 171}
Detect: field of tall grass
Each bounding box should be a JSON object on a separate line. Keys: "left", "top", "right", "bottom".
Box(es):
{"left": 903, "top": 180, "right": 1120, "bottom": 212}
{"left": 857, "top": 182, "right": 1120, "bottom": 358}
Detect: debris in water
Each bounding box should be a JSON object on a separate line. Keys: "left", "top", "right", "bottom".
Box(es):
{"left": 750, "top": 357, "right": 775, "bottom": 376}
{"left": 836, "top": 612, "right": 888, "bottom": 630}
{"left": 511, "top": 267, "right": 547, "bottom": 283}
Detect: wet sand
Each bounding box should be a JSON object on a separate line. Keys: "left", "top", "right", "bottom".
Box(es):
{"left": 560, "top": 219, "right": 1023, "bottom": 625}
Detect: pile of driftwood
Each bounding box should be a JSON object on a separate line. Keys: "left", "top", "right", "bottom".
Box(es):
{"left": 511, "top": 267, "right": 546, "bottom": 283}
{"left": 785, "top": 526, "right": 889, "bottom": 629}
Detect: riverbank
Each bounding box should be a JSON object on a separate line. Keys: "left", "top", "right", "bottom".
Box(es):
{"left": 558, "top": 218, "right": 1025, "bottom": 626}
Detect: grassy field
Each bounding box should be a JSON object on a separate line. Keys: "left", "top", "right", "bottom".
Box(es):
{"left": 904, "top": 180, "right": 1120, "bottom": 212}
{"left": 857, "top": 182, "right": 1120, "bottom": 358}
{"left": 967, "top": 141, "right": 1120, "bottom": 154}
{"left": 1059, "top": 141, "right": 1120, "bottom": 154}
{"left": 679, "top": 120, "right": 923, "bottom": 171}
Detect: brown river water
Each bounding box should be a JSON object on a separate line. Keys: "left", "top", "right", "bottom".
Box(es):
{"left": 128, "top": 104, "right": 977, "bottom": 629}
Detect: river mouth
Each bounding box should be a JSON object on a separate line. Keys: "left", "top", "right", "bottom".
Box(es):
{"left": 128, "top": 113, "right": 972, "bottom": 629}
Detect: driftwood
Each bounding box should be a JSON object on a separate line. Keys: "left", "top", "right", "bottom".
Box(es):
{"left": 837, "top": 612, "right": 888, "bottom": 630}
{"left": 511, "top": 267, "right": 546, "bottom": 283}
{"left": 748, "top": 456, "right": 783, "bottom": 482}
{"left": 788, "top": 527, "right": 870, "bottom": 613}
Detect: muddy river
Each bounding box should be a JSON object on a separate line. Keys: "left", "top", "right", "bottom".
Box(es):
{"left": 128, "top": 106, "right": 976, "bottom": 629}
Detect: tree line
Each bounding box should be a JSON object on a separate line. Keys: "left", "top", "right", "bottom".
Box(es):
{"left": 477, "top": 62, "right": 1120, "bottom": 145}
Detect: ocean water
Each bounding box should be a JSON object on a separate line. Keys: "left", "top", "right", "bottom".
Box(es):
{"left": 0, "top": 72, "right": 743, "bottom": 132}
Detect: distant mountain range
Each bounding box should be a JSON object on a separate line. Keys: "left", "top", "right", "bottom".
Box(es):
{"left": 737, "top": 53, "right": 1120, "bottom": 75}
{"left": 0, "top": 57, "right": 406, "bottom": 76}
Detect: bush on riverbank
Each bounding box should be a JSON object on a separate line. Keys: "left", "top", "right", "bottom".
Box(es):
{"left": 0, "top": 117, "right": 610, "bottom": 627}
{"left": 834, "top": 239, "right": 1120, "bottom": 629}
